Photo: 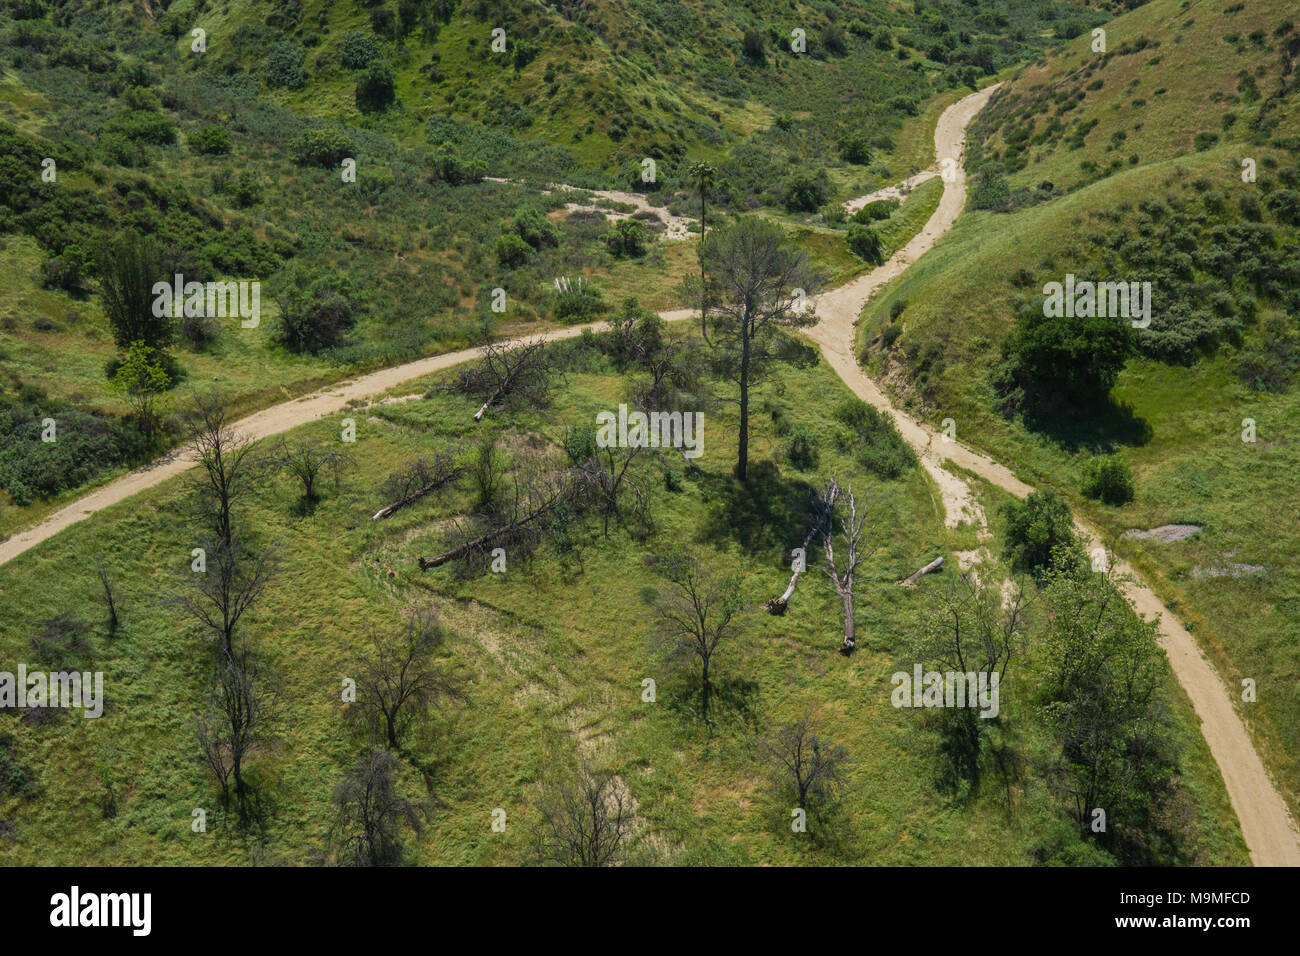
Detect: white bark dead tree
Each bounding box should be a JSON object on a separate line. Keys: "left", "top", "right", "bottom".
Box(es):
{"left": 823, "top": 482, "right": 875, "bottom": 655}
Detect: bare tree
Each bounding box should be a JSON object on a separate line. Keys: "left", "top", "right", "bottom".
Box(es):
{"left": 186, "top": 393, "right": 259, "bottom": 551}
{"left": 330, "top": 750, "right": 423, "bottom": 866}
{"left": 454, "top": 338, "right": 552, "bottom": 421}
{"left": 178, "top": 536, "right": 278, "bottom": 658}
{"left": 651, "top": 551, "right": 744, "bottom": 723}
{"left": 276, "top": 438, "right": 351, "bottom": 510}
{"left": 689, "top": 217, "right": 819, "bottom": 481}
{"left": 95, "top": 555, "right": 120, "bottom": 638}
{"left": 372, "top": 453, "right": 462, "bottom": 520}
{"left": 762, "top": 715, "right": 847, "bottom": 828}
{"left": 351, "top": 607, "right": 464, "bottom": 751}
{"left": 196, "top": 650, "right": 276, "bottom": 818}
{"left": 821, "top": 481, "right": 875, "bottom": 654}
{"left": 533, "top": 765, "right": 629, "bottom": 867}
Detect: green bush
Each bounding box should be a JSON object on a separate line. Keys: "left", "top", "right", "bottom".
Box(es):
{"left": 552, "top": 282, "right": 606, "bottom": 323}
{"left": 510, "top": 208, "right": 560, "bottom": 250}
{"left": 780, "top": 167, "right": 831, "bottom": 212}
{"left": 270, "top": 262, "right": 361, "bottom": 354}
{"left": 292, "top": 127, "right": 353, "bottom": 167}
{"left": 341, "top": 31, "right": 381, "bottom": 70}
{"left": 839, "top": 132, "right": 871, "bottom": 165}
{"left": 0, "top": 401, "right": 147, "bottom": 505}
{"left": 356, "top": 61, "right": 396, "bottom": 112}
{"left": 853, "top": 199, "right": 897, "bottom": 222}
{"left": 846, "top": 223, "right": 884, "bottom": 264}
{"left": 262, "top": 42, "right": 307, "bottom": 90}
{"left": 783, "top": 425, "right": 820, "bottom": 470}
{"left": 1000, "top": 488, "right": 1078, "bottom": 578}
{"left": 833, "top": 397, "right": 916, "bottom": 479}
{"left": 495, "top": 232, "right": 532, "bottom": 266}
{"left": 1081, "top": 456, "right": 1135, "bottom": 506}
{"left": 189, "top": 125, "right": 231, "bottom": 155}
{"left": 602, "top": 219, "right": 646, "bottom": 258}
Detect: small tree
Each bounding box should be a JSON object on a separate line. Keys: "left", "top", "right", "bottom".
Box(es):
{"left": 686, "top": 161, "right": 718, "bottom": 335}
{"left": 107, "top": 340, "right": 171, "bottom": 441}
{"left": 762, "top": 716, "right": 846, "bottom": 836}
{"left": 97, "top": 233, "right": 172, "bottom": 356}
{"left": 330, "top": 750, "right": 423, "bottom": 866}
{"left": 351, "top": 608, "right": 463, "bottom": 751}
{"left": 651, "top": 551, "right": 744, "bottom": 722}
{"left": 196, "top": 650, "right": 276, "bottom": 819}
{"left": 533, "top": 765, "right": 629, "bottom": 867}
{"left": 276, "top": 438, "right": 351, "bottom": 511}
{"left": 95, "top": 555, "right": 120, "bottom": 638}
{"left": 1000, "top": 488, "right": 1080, "bottom": 580}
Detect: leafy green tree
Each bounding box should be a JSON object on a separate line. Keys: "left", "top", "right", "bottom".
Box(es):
{"left": 262, "top": 42, "right": 307, "bottom": 90}
{"left": 190, "top": 125, "right": 232, "bottom": 155}
{"left": 270, "top": 262, "right": 360, "bottom": 354}
{"left": 356, "top": 61, "right": 396, "bottom": 112}
{"left": 97, "top": 232, "right": 173, "bottom": 358}
{"left": 602, "top": 219, "right": 646, "bottom": 258}
{"left": 341, "top": 31, "right": 381, "bottom": 69}
{"left": 1081, "top": 456, "right": 1135, "bottom": 506}
{"left": 693, "top": 216, "right": 819, "bottom": 481}
{"left": 1000, "top": 488, "right": 1080, "bottom": 579}
{"left": 107, "top": 340, "right": 171, "bottom": 440}
{"left": 846, "top": 223, "right": 884, "bottom": 264}
{"left": 994, "top": 302, "right": 1132, "bottom": 414}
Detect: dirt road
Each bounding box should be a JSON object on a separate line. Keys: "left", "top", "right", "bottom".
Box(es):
{"left": 3, "top": 86, "right": 1295, "bottom": 866}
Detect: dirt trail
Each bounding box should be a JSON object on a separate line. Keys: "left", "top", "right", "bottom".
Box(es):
{"left": 3, "top": 87, "right": 1295, "bottom": 866}
{"left": 808, "top": 85, "right": 1300, "bottom": 867}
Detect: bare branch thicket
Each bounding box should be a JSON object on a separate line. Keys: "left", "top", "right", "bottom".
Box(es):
{"left": 418, "top": 460, "right": 582, "bottom": 572}
{"left": 822, "top": 481, "right": 877, "bottom": 654}
{"left": 453, "top": 338, "right": 553, "bottom": 422}
{"left": 761, "top": 715, "right": 847, "bottom": 827}
{"left": 575, "top": 442, "right": 652, "bottom": 539}
{"left": 276, "top": 438, "right": 352, "bottom": 508}
{"left": 533, "top": 764, "right": 630, "bottom": 867}
{"left": 651, "top": 551, "right": 745, "bottom": 724}
{"left": 350, "top": 607, "right": 465, "bottom": 751}
{"left": 329, "top": 749, "right": 424, "bottom": 867}
{"left": 767, "top": 481, "right": 838, "bottom": 614}
{"left": 196, "top": 649, "right": 277, "bottom": 819}
{"left": 371, "top": 452, "right": 462, "bottom": 520}
{"left": 177, "top": 536, "right": 279, "bottom": 659}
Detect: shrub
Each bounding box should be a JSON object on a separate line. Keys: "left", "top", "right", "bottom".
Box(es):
{"left": 783, "top": 425, "right": 820, "bottom": 470}
{"left": 1000, "top": 488, "right": 1079, "bottom": 578}
{"left": 495, "top": 232, "right": 532, "bottom": 266}
{"left": 271, "top": 262, "right": 360, "bottom": 354}
{"left": 833, "top": 397, "right": 916, "bottom": 479}
{"left": 293, "top": 127, "right": 353, "bottom": 167}
{"left": 552, "top": 281, "right": 606, "bottom": 323}
{"left": 602, "top": 219, "right": 646, "bottom": 258}
{"left": 1081, "top": 456, "right": 1135, "bottom": 505}
{"left": 839, "top": 132, "right": 871, "bottom": 165}
{"left": 1235, "top": 312, "right": 1300, "bottom": 391}
{"left": 846, "top": 223, "right": 884, "bottom": 264}
{"left": 970, "top": 165, "right": 1010, "bottom": 211}
{"left": 0, "top": 400, "right": 147, "bottom": 505}
{"left": 780, "top": 167, "right": 831, "bottom": 212}
{"left": 356, "top": 61, "right": 396, "bottom": 112}
{"left": 262, "top": 42, "right": 307, "bottom": 90}
{"left": 853, "top": 199, "right": 897, "bottom": 222}
{"left": 341, "top": 31, "right": 381, "bottom": 70}
{"left": 189, "top": 125, "right": 231, "bottom": 155}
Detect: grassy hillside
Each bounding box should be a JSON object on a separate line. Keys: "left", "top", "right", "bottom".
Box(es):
{"left": 0, "top": 327, "right": 1247, "bottom": 865}
{"left": 857, "top": 0, "right": 1300, "bottom": 817}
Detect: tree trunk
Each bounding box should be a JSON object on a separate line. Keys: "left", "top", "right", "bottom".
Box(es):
{"left": 737, "top": 322, "right": 751, "bottom": 482}
{"left": 899, "top": 555, "right": 944, "bottom": 586}
{"left": 371, "top": 469, "right": 463, "bottom": 520}
{"left": 417, "top": 499, "right": 555, "bottom": 569}
{"left": 840, "top": 590, "right": 855, "bottom": 654}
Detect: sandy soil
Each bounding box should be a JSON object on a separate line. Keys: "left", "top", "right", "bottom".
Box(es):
{"left": 4, "top": 86, "right": 1296, "bottom": 866}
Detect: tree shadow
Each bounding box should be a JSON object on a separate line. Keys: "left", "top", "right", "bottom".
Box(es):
{"left": 696, "top": 460, "right": 816, "bottom": 554}
{"left": 1019, "top": 396, "right": 1153, "bottom": 454}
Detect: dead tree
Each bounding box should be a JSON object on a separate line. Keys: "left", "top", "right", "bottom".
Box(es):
{"left": 178, "top": 536, "right": 278, "bottom": 659}
{"left": 350, "top": 607, "right": 464, "bottom": 751}
{"left": 197, "top": 650, "right": 276, "bottom": 819}
{"left": 533, "top": 764, "right": 629, "bottom": 867}
{"left": 762, "top": 715, "right": 847, "bottom": 830}
{"left": 767, "top": 482, "right": 839, "bottom": 614}
{"left": 651, "top": 551, "right": 744, "bottom": 723}
{"left": 186, "top": 393, "right": 259, "bottom": 552}
{"left": 454, "top": 338, "right": 552, "bottom": 421}
{"left": 372, "top": 454, "right": 462, "bottom": 520}
{"left": 822, "top": 482, "right": 875, "bottom": 654}
{"left": 899, "top": 556, "right": 944, "bottom": 587}
{"left": 418, "top": 467, "right": 579, "bottom": 571}
{"left": 329, "top": 750, "right": 423, "bottom": 867}
{"left": 95, "top": 555, "right": 120, "bottom": 637}
{"left": 576, "top": 442, "right": 650, "bottom": 539}
{"left": 276, "top": 438, "right": 352, "bottom": 509}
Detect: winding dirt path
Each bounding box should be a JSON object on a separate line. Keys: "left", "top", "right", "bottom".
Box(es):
{"left": 2, "top": 86, "right": 1295, "bottom": 866}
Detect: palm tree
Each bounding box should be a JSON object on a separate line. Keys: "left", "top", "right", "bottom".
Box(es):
{"left": 686, "top": 161, "right": 717, "bottom": 335}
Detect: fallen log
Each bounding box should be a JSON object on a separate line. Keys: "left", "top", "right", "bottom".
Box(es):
{"left": 371, "top": 468, "right": 464, "bottom": 521}
{"left": 898, "top": 555, "right": 944, "bottom": 587}
{"left": 766, "top": 481, "right": 839, "bottom": 614}
{"left": 417, "top": 500, "right": 556, "bottom": 570}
